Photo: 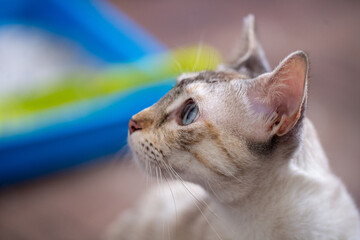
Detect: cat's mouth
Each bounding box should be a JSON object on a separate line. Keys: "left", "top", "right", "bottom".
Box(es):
{"left": 132, "top": 151, "right": 176, "bottom": 180}
{"left": 129, "top": 136, "right": 165, "bottom": 170}
{"left": 129, "top": 136, "right": 186, "bottom": 180}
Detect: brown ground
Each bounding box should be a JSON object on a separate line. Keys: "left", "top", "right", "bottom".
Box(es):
{"left": 1, "top": 0, "right": 359, "bottom": 239}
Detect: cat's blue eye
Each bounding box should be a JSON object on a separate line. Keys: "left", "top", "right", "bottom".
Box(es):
{"left": 181, "top": 101, "right": 199, "bottom": 126}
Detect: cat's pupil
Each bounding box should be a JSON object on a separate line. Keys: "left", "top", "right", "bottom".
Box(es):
{"left": 181, "top": 101, "right": 198, "bottom": 126}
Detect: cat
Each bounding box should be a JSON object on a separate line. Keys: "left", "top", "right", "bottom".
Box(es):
{"left": 106, "top": 15, "right": 360, "bottom": 240}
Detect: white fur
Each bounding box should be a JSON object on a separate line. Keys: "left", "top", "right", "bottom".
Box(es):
{"left": 108, "top": 119, "right": 360, "bottom": 240}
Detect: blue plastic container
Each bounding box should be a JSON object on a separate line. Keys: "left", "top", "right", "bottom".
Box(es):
{"left": 0, "top": 0, "right": 171, "bottom": 185}
{"left": 0, "top": 0, "right": 165, "bottom": 62}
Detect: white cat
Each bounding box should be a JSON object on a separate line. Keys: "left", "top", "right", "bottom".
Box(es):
{"left": 107, "top": 15, "right": 360, "bottom": 240}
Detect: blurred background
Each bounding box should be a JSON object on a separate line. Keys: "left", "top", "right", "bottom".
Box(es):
{"left": 0, "top": 0, "right": 359, "bottom": 239}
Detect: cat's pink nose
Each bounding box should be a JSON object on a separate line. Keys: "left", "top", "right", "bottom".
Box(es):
{"left": 129, "top": 118, "right": 142, "bottom": 134}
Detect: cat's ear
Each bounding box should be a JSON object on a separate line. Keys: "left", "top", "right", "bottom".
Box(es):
{"left": 222, "top": 14, "right": 271, "bottom": 77}
{"left": 248, "top": 51, "right": 309, "bottom": 137}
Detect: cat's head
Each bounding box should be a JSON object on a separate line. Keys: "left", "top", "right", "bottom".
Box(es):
{"left": 128, "top": 15, "right": 309, "bottom": 201}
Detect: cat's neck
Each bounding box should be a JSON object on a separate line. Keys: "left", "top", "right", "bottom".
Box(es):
{"left": 208, "top": 118, "right": 341, "bottom": 238}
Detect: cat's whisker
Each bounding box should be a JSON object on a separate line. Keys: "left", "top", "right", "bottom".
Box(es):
{"left": 209, "top": 49, "right": 216, "bottom": 70}
{"left": 161, "top": 164, "right": 179, "bottom": 240}
{"left": 148, "top": 162, "right": 154, "bottom": 185}
{"left": 172, "top": 56, "right": 184, "bottom": 74}
{"left": 167, "top": 167, "right": 224, "bottom": 240}
{"left": 160, "top": 162, "right": 224, "bottom": 240}
{"left": 195, "top": 31, "right": 206, "bottom": 71}
{"left": 145, "top": 156, "right": 149, "bottom": 187}
{"left": 207, "top": 51, "right": 212, "bottom": 68}
{"left": 160, "top": 166, "right": 178, "bottom": 235}
{"left": 158, "top": 168, "right": 173, "bottom": 240}
{"left": 205, "top": 179, "right": 222, "bottom": 203}
{"left": 158, "top": 168, "right": 166, "bottom": 240}
{"left": 155, "top": 166, "right": 160, "bottom": 187}
{"left": 219, "top": 164, "right": 246, "bottom": 187}
{"left": 163, "top": 163, "right": 208, "bottom": 209}
{"left": 205, "top": 179, "right": 237, "bottom": 214}
{"left": 164, "top": 173, "right": 178, "bottom": 235}
{"left": 192, "top": 41, "right": 204, "bottom": 72}
{"left": 166, "top": 165, "right": 218, "bottom": 217}
{"left": 220, "top": 166, "right": 240, "bottom": 181}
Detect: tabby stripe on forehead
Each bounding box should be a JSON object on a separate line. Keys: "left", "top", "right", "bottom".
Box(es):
{"left": 158, "top": 71, "right": 247, "bottom": 108}
{"left": 178, "top": 71, "right": 247, "bottom": 88}
{"left": 204, "top": 121, "right": 244, "bottom": 172}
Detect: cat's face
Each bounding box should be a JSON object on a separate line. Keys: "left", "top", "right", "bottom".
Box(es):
{"left": 128, "top": 16, "right": 309, "bottom": 200}
{"left": 128, "top": 71, "right": 259, "bottom": 185}
{"left": 128, "top": 51, "right": 308, "bottom": 199}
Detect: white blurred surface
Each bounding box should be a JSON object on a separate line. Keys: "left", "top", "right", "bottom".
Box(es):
{"left": 0, "top": 26, "right": 98, "bottom": 98}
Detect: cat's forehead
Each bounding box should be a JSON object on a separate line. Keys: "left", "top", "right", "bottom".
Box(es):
{"left": 156, "top": 71, "right": 248, "bottom": 109}
{"left": 178, "top": 71, "right": 247, "bottom": 85}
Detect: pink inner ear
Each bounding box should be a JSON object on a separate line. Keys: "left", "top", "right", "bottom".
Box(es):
{"left": 248, "top": 52, "right": 308, "bottom": 135}
{"left": 271, "top": 57, "right": 307, "bottom": 117}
